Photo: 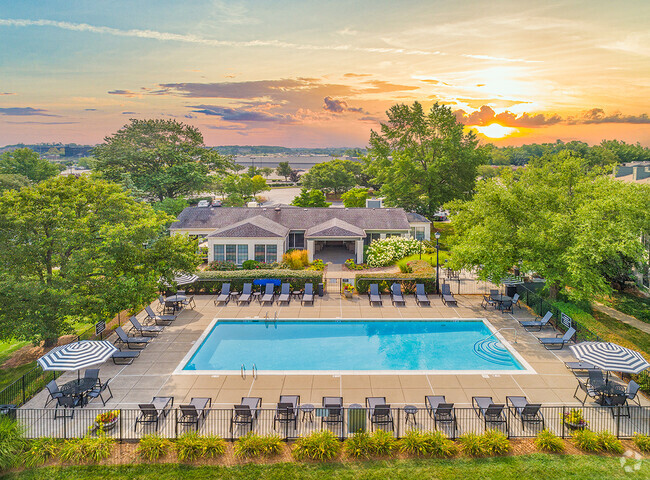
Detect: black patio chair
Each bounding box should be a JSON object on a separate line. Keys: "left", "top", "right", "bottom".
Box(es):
{"left": 605, "top": 394, "right": 631, "bottom": 418}
{"left": 321, "top": 396, "right": 344, "bottom": 430}
{"left": 181, "top": 295, "right": 196, "bottom": 309}
{"left": 506, "top": 396, "right": 544, "bottom": 430}
{"left": 86, "top": 377, "right": 113, "bottom": 406}
{"left": 144, "top": 305, "right": 177, "bottom": 325}
{"left": 440, "top": 283, "right": 457, "bottom": 306}
{"left": 625, "top": 380, "right": 642, "bottom": 406}
{"left": 178, "top": 397, "right": 212, "bottom": 430}
{"left": 481, "top": 294, "right": 497, "bottom": 309}
{"left": 538, "top": 327, "right": 576, "bottom": 350}
{"left": 112, "top": 348, "right": 140, "bottom": 365}
{"left": 115, "top": 326, "right": 152, "bottom": 349}
{"left": 54, "top": 395, "right": 80, "bottom": 419}
{"left": 500, "top": 300, "right": 513, "bottom": 314}
{"left": 129, "top": 315, "right": 164, "bottom": 336}
{"left": 573, "top": 377, "right": 600, "bottom": 405}
{"left": 84, "top": 368, "right": 100, "bottom": 387}
{"left": 366, "top": 397, "right": 394, "bottom": 432}
{"left": 231, "top": 397, "right": 262, "bottom": 432}
{"left": 472, "top": 396, "right": 507, "bottom": 434}
{"left": 519, "top": 311, "right": 553, "bottom": 331}
{"left": 135, "top": 396, "right": 173, "bottom": 431}
{"left": 44, "top": 380, "right": 63, "bottom": 407}
{"left": 274, "top": 395, "right": 300, "bottom": 430}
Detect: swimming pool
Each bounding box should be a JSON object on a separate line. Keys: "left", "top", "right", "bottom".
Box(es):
{"left": 177, "top": 319, "right": 532, "bottom": 375}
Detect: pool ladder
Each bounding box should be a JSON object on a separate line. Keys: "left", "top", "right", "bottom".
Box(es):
{"left": 240, "top": 363, "right": 258, "bottom": 379}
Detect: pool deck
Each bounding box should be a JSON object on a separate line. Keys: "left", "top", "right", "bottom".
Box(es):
{"left": 26, "top": 293, "right": 649, "bottom": 411}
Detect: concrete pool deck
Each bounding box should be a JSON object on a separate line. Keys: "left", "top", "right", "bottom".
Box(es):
{"left": 25, "top": 293, "right": 650, "bottom": 410}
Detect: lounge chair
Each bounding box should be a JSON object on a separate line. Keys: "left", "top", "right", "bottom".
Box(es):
{"left": 415, "top": 284, "right": 430, "bottom": 306}
{"left": 368, "top": 284, "right": 382, "bottom": 306}
{"left": 214, "top": 283, "right": 231, "bottom": 305}
{"left": 425, "top": 396, "right": 457, "bottom": 434}
{"left": 302, "top": 283, "right": 314, "bottom": 305}
{"left": 625, "top": 380, "right": 641, "bottom": 406}
{"left": 366, "top": 397, "right": 394, "bottom": 432}
{"left": 238, "top": 283, "right": 253, "bottom": 305}
{"left": 274, "top": 395, "right": 300, "bottom": 430}
{"left": 506, "top": 396, "right": 544, "bottom": 430}
{"left": 44, "top": 380, "right": 63, "bottom": 407}
{"left": 511, "top": 293, "right": 521, "bottom": 309}
{"left": 144, "top": 305, "right": 176, "bottom": 325}
{"left": 135, "top": 396, "right": 173, "bottom": 430}
{"left": 440, "top": 283, "right": 457, "bottom": 306}
{"left": 472, "top": 396, "right": 507, "bottom": 432}
{"left": 177, "top": 397, "right": 212, "bottom": 430}
{"left": 321, "top": 396, "right": 344, "bottom": 430}
{"left": 390, "top": 283, "right": 405, "bottom": 306}
{"left": 112, "top": 349, "right": 140, "bottom": 365}
{"left": 538, "top": 327, "right": 576, "bottom": 350}
{"left": 261, "top": 283, "right": 275, "bottom": 305}
{"left": 231, "top": 397, "right": 262, "bottom": 432}
{"left": 519, "top": 311, "right": 553, "bottom": 331}
{"left": 129, "top": 316, "right": 164, "bottom": 337}
{"left": 277, "top": 283, "right": 291, "bottom": 305}
{"left": 86, "top": 378, "right": 113, "bottom": 406}
{"left": 115, "top": 326, "right": 152, "bottom": 349}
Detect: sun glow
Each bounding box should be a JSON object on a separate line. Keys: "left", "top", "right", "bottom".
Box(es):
{"left": 473, "top": 123, "right": 517, "bottom": 138}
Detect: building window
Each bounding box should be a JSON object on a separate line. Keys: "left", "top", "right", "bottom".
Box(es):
{"left": 266, "top": 244, "right": 277, "bottom": 263}
{"left": 225, "top": 244, "right": 236, "bottom": 263}
{"left": 213, "top": 244, "right": 225, "bottom": 262}
{"left": 288, "top": 231, "right": 305, "bottom": 249}
{"left": 237, "top": 245, "right": 248, "bottom": 264}
{"left": 364, "top": 232, "right": 381, "bottom": 246}
{"left": 411, "top": 227, "right": 425, "bottom": 241}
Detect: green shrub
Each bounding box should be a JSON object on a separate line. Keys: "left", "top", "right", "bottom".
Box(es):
{"left": 207, "top": 260, "right": 237, "bottom": 271}
{"left": 399, "top": 430, "right": 429, "bottom": 456}
{"left": 365, "top": 236, "right": 422, "bottom": 267}
{"left": 597, "top": 430, "right": 624, "bottom": 454}
{"left": 23, "top": 437, "right": 60, "bottom": 468}
{"left": 137, "top": 434, "right": 172, "bottom": 461}
{"left": 283, "top": 250, "right": 309, "bottom": 269}
{"left": 634, "top": 433, "right": 650, "bottom": 452}
{"left": 457, "top": 432, "right": 485, "bottom": 457}
{"left": 343, "top": 432, "right": 374, "bottom": 459}
{"left": 481, "top": 430, "right": 510, "bottom": 456}
{"left": 425, "top": 430, "right": 458, "bottom": 458}
{"left": 308, "top": 259, "right": 325, "bottom": 271}
{"left": 292, "top": 430, "right": 341, "bottom": 461}
{"left": 189, "top": 270, "right": 323, "bottom": 294}
{"left": 535, "top": 429, "right": 564, "bottom": 453}
{"left": 572, "top": 429, "right": 602, "bottom": 452}
{"left": 0, "top": 418, "right": 26, "bottom": 470}
{"left": 370, "top": 429, "right": 398, "bottom": 456}
{"left": 234, "top": 433, "right": 283, "bottom": 458}
{"left": 355, "top": 276, "right": 435, "bottom": 295}
{"left": 57, "top": 435, "right": 115, "bottom": 464}
{"left": 175, "top": 432, "right": 226, "bottom": 462}
{"left": 202, "top": 435, "right": 227, "bottom": 458}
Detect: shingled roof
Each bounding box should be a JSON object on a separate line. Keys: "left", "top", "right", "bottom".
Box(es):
{"left": 207, "top": 215, "right": 289, "bottom": 238}
{"left": 305, "top": 218, "right": 366, "bottom": 238}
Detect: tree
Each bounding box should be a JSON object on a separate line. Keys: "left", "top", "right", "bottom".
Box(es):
{"left": 276, "top": 161, "right": 293, "bottom": 181}
{"left": 0, "top": 176, "right": 199, "bottom": 345}
{"left": 290, "top": 188, "right": 331, "bottom": 207}
{"left": 366, "top": 102, "right": 486, "bottom": 217}
{"left": 250, "top": 175, "right": 270, "bottom": 197}
{"left": 447, "top": 151, "right": 650, "bottom": 300}
{"left": 222, "top": 174, "right": 269, "bottom": 204}
{"left": 0, "top": 174, "right": 30, "bottom": 193}
{"left": 0, "top": 148, "right": 61, "bottom": 182}
{"left": 289, "top": 169, "right": 301, "bottom": 183}
{"left": 341, "top": 188, "right": 370, "bottom": 207}
{"left": 301, "top": 159, "right": 362, "bottom": 194}
{"left": 259, "top": 167, "right": 274, "bottom": 177}
{"left": 247, "top": 165, "right": 260, "bottom": 177}
{"left": 152, "top": 197, "right": 189, "bottom": 218}
{"left": 92, "top": 119, "right": 232, "bottom": 201}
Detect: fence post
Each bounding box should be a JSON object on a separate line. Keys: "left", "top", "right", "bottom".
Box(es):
{"left": 616, "top": 407, "right": 621, "bottom": 438}
{"left": 396, "top": 408, "right": 400, "bottom": 438}
{"left": 174, "top": 408, "right": 178, "bottom": 438}
{"left": 561, "top": 406, "right": 566, "bottom": 439}
{"left": 119, "top": 409, "right": 123, "bottom": 442}
{"left": 21, "top": 375, "right": 26, "bottom": 405}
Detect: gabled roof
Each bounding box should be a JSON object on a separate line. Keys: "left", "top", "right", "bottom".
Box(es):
{"left": 305, "top": 218, "right": 366, "bottom": 238}
{"left": 207, "top": 215, "right": 289, "bottom": 238}
{"left": 406, "top": 212, "right": 431, "bottom": 223}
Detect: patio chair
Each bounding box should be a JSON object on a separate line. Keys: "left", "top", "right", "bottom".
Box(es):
{"left": 390, "top": 283, "right": 405, "bottom": 306}
{"left": 506, "top": 396, "right": 544, "bottom": 430}
{"left": 238, "top": 283, "right": 253, "bottom": 305}
{"left": 368, "top": 284, "right": 382, "bottom": 306}
{"left": 214, "top": 283, "right": 231, "bottom": 305}
{"left": 500, "top": 299, "right": 513, "bottom": 314}
{"left": 231, "top": 397, "right": 262, "bottom": 432}
{"left": 44, "top": 380, "right": 64, "bottom": 407}
{"left": 519, "top": 311, "right": 553, "bottom": 331}
{"left": 181, "top": 295, "right": 196, "bottom": 310}
{"left": 587, "top": 369, "right": 607, "bottom": 389}
{"left": 511, "top": 293, "right": 521, "bottom": 309}
{"left": 274, "top": 395, "right": 300, "bottom": 430}
{"left": 112, "top": 349, "right": 140, "bottom": 365}
{"left": 261, "top": 283, "right": 275, "bottom": 305}
{"left": 177, "top": 398, "right": 212, "bottom": 430}
{"left": 625, "top": 380, "right": 641, "bottom": 406}
{"left": 144, "top": 305, "right": 177, "bottom": 325}
{"left": 605, "top": 394, "right": 631, "bottom": 418}
{"left": 425, "top": 396, "right": 457, "bottom": 434}
{"left": 321, "top": 396, "right": 344, "bottom": 430}
{"left": 472, "top": 396, "right": 507, "bottom": 433}
{"left": 54, "top": 395, "right": 80, "bottom": 419}
{"left": 134, "top": 396, "right": 173, "bottom": 431}
{"left": 115, "top": 326, "right": 152, "bottom": 349}
{"left": 440, "top": 283, "right": 457, "bottom": 306}
{"left": 86, "top": 378, "right": 113, "bottom": 406}
{"left": 538, "top": 327, "right": 576, "bottom": 350}
{"left": 84, "top": 368, "right": 100, "bottom": 387}
{"left": 366, "top": 397, "right": 394, "bottom": 432}
{"left": 415, "top": 284, "right": 430, "bottom": 306}
{"left": 489, "top": 289, "right": 499, "bottom": 298}
{"left": 158, "top": 295, "right": 173, "bottom": 314}
{"left": 302, "top": 283, "right": 314, "bottom": 305}
{"left": 129, "top": 315, "right": 164, "bottom": 337}
{"left": 277, "top": 283, "right": 291, "bottom": 305}
{"left": 573, "top": 377, "right": 600, "bottom": 405}
{"left": 481, "top": 294, "right": 497, "bottom": 309}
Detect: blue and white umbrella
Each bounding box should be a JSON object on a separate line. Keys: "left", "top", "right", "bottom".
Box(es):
{"left": 570, "top": 342, "right": 650, "bottom": 374}
{"left": 37, "top": 340, "right": 118, "bottom": 372}
{"left": 161, "top": 273, "right": 199, "bottom": 287}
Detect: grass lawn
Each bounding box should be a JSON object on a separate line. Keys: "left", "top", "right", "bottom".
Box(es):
{"left": 4, "top": 455, "right": 647, "bottom": 480}
{"left": 397, "top": 252, "right": 451, "bottom": 271}
{"left": 601, "top": 292, "right": 650, "bottom": 323}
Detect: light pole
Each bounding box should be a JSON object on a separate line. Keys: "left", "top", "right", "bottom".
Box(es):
{"left": 435, "top": 231, "right": 441, "bottom": 294}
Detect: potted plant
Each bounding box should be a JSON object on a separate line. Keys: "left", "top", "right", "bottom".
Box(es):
{"left": 342, "top": 283, "right": 355, "bottom": 299}
{"left": 561, "top": 408, "right": 588, "bottom": 430}
{"left": 95, "top": 410, "right": 120, "bottom": 431}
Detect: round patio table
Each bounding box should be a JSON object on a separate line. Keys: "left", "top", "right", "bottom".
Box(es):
{"left": 165, "top": 294, "right": 187, "bottom": 312}
{"left": 59, "top": 378, "right": 96, "bottom": 406}
{"left": 404, "top": 405, "right": 418, "bottom": 425}
{"left": 595, "top": 382, "right": 626, "bottom": 405}
{"left": 300, "top": 404, "right": 315, "bottom": 422}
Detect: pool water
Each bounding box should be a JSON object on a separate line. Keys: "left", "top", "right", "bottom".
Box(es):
{"left": 182, "top": 320, "right": 524, "bottom": 372}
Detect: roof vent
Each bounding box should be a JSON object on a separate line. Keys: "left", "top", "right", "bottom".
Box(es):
{"left": 275, "top": 207, "right": 281, "bottom": 212}
{"left": 303, "top": 209, "right": 307, "bottom": 211}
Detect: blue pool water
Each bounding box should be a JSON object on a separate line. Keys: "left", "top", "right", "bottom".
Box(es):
{"left": 182, "top": 320, "right": 524, "bottom": 372}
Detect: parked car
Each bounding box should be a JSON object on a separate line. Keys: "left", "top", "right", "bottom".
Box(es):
{"left": 211, "top": 199, "right": 222, "bottom": 207}
{"left": 197, "top": 200, "right": 210, "bottom": 208}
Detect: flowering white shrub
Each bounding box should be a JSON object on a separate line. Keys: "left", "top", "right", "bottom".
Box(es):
{"left": 365, "top": 236, "right": 422, "bottom": 267}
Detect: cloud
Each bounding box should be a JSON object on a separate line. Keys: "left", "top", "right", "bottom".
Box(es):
{"left": 121, "top": 111, "right": 137, "bottom": 114}
{"left": 323, "top": 96, "right": 366, "bottom": 114}
{"left": 0, "top": 92, "right": 15, "bottom": 96}
{"left": 461, "top": 54, "right": 542, "bottom": 64}
{"left": 6, "top": 121, "right": 78, "bottom": 125}
{"left": 0, "top": 106, "right": 57, "bottom": 116}
{"left": 84, "top": 108, "right": 97, "bottom": 111}
{"left": 337, "top": 27, "right": 358, "bottom": 36}
{"left": 210, "top": 0, "right": 260, "bottom": 25}
{"left": 188, "top": 105, "right": 298, "bottom": 123}
{"left": 108, "top": 89, "right": 139, "bottom": 97}
{"left": 454, "top": 105, "right": 561, "bottom": 127}
{"left": 343, "top": 73, "right": 371, "bottom": 78}
{"left": 569, "top": 108, "right": 650, "bottom": 125}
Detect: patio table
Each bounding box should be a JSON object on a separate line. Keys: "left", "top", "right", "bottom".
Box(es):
{"left": 491, "top": 294, "right": 512, "bottom": 309}
{"left": 59, "top": 378, "right": 96, "bottom": 406}
{"left": 165, "top": 294, "right": 187, "bottom": 312}
{"left": 595, "top": 382, "right": 626, "bottom": 405}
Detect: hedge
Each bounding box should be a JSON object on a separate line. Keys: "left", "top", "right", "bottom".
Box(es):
{"left": 185, "top": 270, "right": 323, "bottom": 294}
{"left": 355, "top": 274, "right": 436, "bottom": 294}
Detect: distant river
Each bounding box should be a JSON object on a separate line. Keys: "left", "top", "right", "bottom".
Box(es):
{"left": 234, "top": 155, "right": 360, "bottom": 169}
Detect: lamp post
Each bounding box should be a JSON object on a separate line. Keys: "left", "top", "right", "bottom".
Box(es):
{"left": 435, "top": 231, "right": 441, "bottom": 294}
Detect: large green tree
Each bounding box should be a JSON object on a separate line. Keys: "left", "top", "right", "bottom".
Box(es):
{"left": 93, "top": 119, "right": 232, "bottom": 201}
{"left": 301, "top": 159, "right": 362, "bottom": 194}
{"left": 222, "top": 174, "right": 269, "bottom": 206}
{"left": 290, "top": 188, "right": 331, "bottom": 207}
{"left": 447, "top": 151, "right": 650, "bottom": 300}
{"left": 341, "top": 188, "right": 370, "bottom": 207}
{"left": 366, "top": 102, "right": 486, "bottom": 217}
{"left": 0, "top": 174, "right": 30, "bottom": 193}
{"left": 0, "top": 176, "right": 199, "bottom": 345}
{"left": 276, "top": 161, "right": 293, "bottom": 181}
{"left": 0, "top": 148, "right": 61, "bottom": 182}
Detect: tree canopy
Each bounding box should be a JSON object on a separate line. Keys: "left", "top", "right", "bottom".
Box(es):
{"left": 366, "top": 102, "right": 486, "bottom": 217}
{"left": 276, "top": 161, "right": 293, "bottom": 181}
{"left": 221, "top": 174, "right": 269, "bottom": 206}
{"left": 0, "top": 148, "right": 62, "bottom": 182}
{"left": 290, "top": 188, "right": 331, "bottom": 207}
{"left": 447, "top": 151, "right": 650, "bottom": 300}
{"left": 0, "top": 173, "right": 30, "bottom": 193}
{"left": 301, "top": 159, "right": 363, "bottom": 194}
{"left": 341, "top": 188, "right": 370, "bottom": 208}
{"left": 0, "top": 176, "right": 199, "bottom": 345}
{"left": 92, "top": 119, "right": 232, "bottom": 201}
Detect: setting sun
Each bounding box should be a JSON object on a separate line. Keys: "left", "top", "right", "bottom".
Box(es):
{"left": 472, "top": 124, "right": 518, "bottom": 139}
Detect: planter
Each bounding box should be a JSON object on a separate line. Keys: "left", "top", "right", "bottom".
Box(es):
{"left": 344, "top": 291, "right": 353, "bottom": 299}
{"left": 95, "top": 417, "right": 119, "bottom": 431}
{"left": 564, "top": 421, "right": 588, "bottom": 430}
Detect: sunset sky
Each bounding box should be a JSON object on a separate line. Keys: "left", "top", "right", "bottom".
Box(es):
{"left": 1, "top": 0, "right": 650, "bottom": 147}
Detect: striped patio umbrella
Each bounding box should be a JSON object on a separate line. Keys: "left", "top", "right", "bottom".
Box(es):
{"left": 569, "top": 342, "right": 650, "bottom": 374}
{"left": 161, "top": 273, "right": 199, "bottom": 287}
{"left": 37, "top": 340, "right": 118, "bottom": 372}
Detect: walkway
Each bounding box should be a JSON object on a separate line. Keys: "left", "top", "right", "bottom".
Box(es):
{"left": 592, "top": 301, "right": 650, "bottom": 335}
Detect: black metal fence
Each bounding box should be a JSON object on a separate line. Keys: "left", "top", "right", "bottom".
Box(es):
{"left": 11, "top": 405, "right": 650, "bottom": 441}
